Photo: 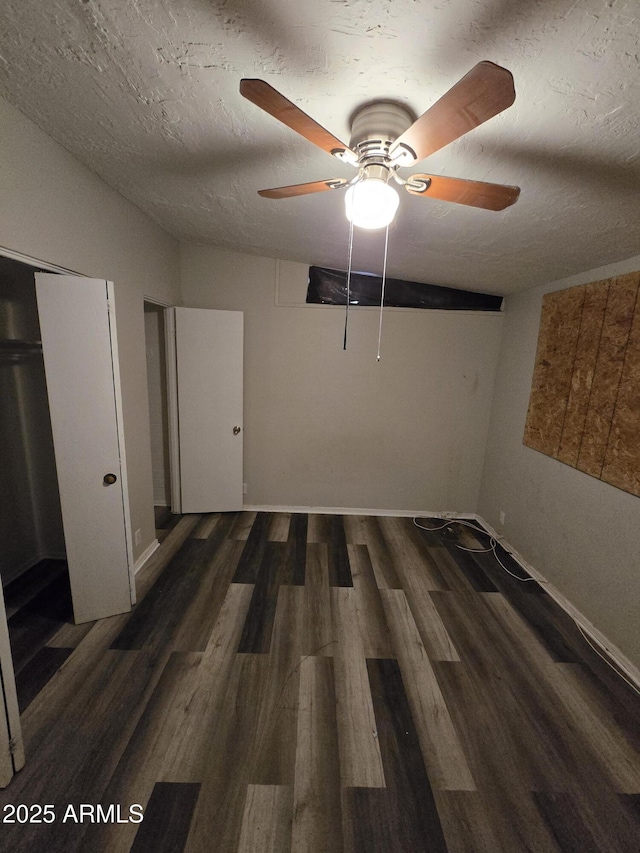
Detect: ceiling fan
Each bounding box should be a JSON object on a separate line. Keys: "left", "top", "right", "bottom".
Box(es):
{"left": 240, "top": 61, "right": 520, "bottom": 230}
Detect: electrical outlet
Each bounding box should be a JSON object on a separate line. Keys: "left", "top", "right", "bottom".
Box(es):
{"left": 242, "top": 483, "right": 247, "bottom": 495}
{"left": 499, "top": 511, "right": 506, "bottom": 525}
{"left": 134, "top": 528, "right": 142, "bottom": 546}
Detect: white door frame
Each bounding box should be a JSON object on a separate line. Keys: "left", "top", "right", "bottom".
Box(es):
{"left": 106, "top": 282, "right": 135, "bottom": 604}
{"left": 0, "top": 245, "right": 82, "bottom": 276}
{"left": 165, "top": 307, "right": 182, "bottom": 513}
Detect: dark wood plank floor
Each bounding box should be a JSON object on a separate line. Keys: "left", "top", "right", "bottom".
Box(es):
{"left": 3, "top": 559, "right": 79, "bottom": 713}
{"left": 1, "top": 512, "right": 639, "bottom": 852}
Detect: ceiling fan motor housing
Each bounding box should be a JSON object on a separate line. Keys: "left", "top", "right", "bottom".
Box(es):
{"left": 349, "top": 101, "right": 415, "bottom": 166}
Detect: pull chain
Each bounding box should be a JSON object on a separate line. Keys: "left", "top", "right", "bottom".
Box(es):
{"left": 376, "top": 223, "right": 390, "bottom": 361}
{"left": 343, "top": 214, "right": 355, "bottom": 349}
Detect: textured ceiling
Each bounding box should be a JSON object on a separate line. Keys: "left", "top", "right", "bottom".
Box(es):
{"left": 1, "top": 0, "right": 639, "bottom": 294}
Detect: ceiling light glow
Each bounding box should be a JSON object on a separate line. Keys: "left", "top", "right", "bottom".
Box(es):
{"left": 345, "top": 178, "right": 399, "bottom": 230}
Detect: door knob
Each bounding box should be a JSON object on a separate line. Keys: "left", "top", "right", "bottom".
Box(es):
{"left": 103, "top": 473, "right": 118, "bottom": 486}
{"left": 233, "top": 426, "right": 241, "bottom": 435}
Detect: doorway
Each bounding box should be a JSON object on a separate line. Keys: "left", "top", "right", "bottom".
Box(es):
{"left": 0, "top": 256, "right": 66, "bottom": 584}
{"left": 144, "top": 301, "right": 173, "bottom": 539}
{"left": 0, "top": 253, "right": 135, "bottom": 787}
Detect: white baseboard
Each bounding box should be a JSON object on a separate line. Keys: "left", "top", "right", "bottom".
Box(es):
{"left": 134, "top": 539, "right": 160, "bottom": 576}
{"left": 243, "top": 504, "right": 477, "bottom": 519}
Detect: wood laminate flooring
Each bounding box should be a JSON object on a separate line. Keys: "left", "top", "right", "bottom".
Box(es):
{"left": 3, "top": 559, "right": 82, "bottom": 714}
{"left": 0, "top": 512, "right": 638, "bottom": 852}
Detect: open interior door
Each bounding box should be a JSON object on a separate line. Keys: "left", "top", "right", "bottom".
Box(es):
{"left": 167, "top": 307, "right": 244, "bottom": 513}
{"left": 35, "top": 274, "right": 134, "bottom": 623}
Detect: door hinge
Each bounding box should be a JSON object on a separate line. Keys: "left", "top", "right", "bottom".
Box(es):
{"left": 9, "top": 737, "right": 18, "bottom": 756}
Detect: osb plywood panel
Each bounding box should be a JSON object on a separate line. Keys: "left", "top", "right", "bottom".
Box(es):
{"left": 601, "top": 289, "right": 640, "bottom": 495}
{"left": 524, "top": 271, "right": 640, "bottom": 497}
{"left": 523, "top": 286, "right": 585, "bottom": 457}
{"left": 556, "top": 282, "right": 608, "bottom": 466}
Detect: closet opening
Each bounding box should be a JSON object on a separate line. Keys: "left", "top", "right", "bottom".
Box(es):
{"left": 0, "top": 255, "right": 73, "bottom": 714}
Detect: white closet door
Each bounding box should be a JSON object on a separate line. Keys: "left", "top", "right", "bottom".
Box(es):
{"left": 170, "top": 308, "right": 244, "bottom": 513}
{"left": 36, "top": 274, "right": 133, "bottom": 623}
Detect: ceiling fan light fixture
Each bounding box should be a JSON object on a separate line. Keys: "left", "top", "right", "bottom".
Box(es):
{"left": 345, "top": 175, "right": 400, "bottom": 230}
{"left": 243, "top": 64, "right": 520, "bottom": 216}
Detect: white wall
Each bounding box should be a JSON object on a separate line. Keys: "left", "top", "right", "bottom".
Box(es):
{"left": 0, "top": 96, "right": 181, "bottom": 560}
{"left": 181, "top": 245, "right": 503, "bottom": 513}
{"left": 479, "top": 253, "right": 640, "bottom": 669}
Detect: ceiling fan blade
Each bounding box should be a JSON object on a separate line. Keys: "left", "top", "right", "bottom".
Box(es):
{"left": 240, "top": 79, "right": 356, "bottom": 161}
{"left": 406, "top": 174, "right": 520, "bottom": 210}
{"left": 258, "top": 179, "right": 349, "bottom": 199}
{"left": 390, "top": 61, "right": 515, "bottom": 164}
